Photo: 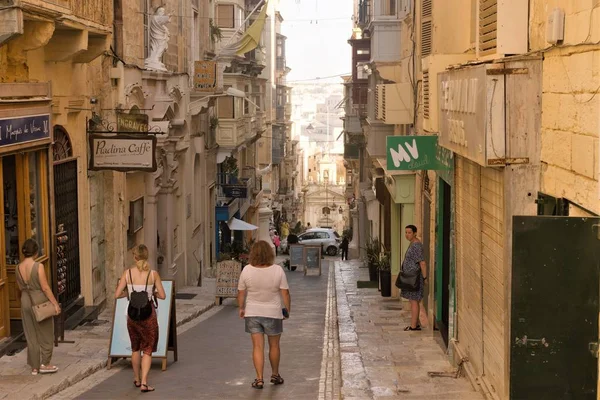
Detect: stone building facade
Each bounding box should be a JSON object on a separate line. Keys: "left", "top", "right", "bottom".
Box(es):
{"left": 345, "top": 0, "right": 600, "bottom": 398}
{"left": 0, "top": 0, "right": 112, "bottom": 340}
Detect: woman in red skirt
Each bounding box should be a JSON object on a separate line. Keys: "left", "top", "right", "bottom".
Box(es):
{"left": 115, "top": 244, "right": 166, "bottom": 393}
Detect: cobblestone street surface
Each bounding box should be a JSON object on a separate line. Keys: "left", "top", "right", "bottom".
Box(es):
{"left": 336, "top": 260, "right": 484, "bottom": 400}
{"left": 74, "top": 261, "right": 329, "bottom": 399}
{"left": 0, "top": 280, "right": 218, "bottom": 400}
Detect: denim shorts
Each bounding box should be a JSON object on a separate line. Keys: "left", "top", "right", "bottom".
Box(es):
{"left": 245, "top": 317, "right": 283, "bottom": 336}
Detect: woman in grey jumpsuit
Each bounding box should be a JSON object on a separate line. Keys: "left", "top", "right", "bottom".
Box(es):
{"left": 16, "top": 239, "right": 61, "bottom": 375}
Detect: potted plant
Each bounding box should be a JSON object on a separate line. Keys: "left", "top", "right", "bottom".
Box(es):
{"left": 363, "top": 237, "right": 381, "bottom": 282}
{"left": 209, "top": 19, "right": 223, "bottom": 43}
{"left": 377, "top": 251, "right": 392, "bottom": 297}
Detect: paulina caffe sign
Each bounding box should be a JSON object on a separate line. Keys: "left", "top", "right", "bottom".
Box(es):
{"left": 89, "top": 113, "right": 157, "bottom": 172}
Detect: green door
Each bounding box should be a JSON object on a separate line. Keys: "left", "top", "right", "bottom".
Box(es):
{"left": 511, "top": 216, "right": 600, "bottom": 399}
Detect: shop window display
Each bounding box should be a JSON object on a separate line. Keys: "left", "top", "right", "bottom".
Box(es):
{"left": 29, "top": 153, "right": 44, "bottom": 256}
{"left": 3, "top": 156, "right": 19, "bottom": 265}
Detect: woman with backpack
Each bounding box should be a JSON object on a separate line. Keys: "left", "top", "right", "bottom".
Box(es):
{"left": 115, "top": 244, "right": 166, "bottom": 393}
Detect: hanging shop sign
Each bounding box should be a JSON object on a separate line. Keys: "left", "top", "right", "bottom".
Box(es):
{"left": 438, "top": 64, "right": 506, "bottom": 166}
{"left": 193, "top": 61, "right": 217, "bottom": 92}
{"left": 0, "top": 114, "right": 50, "bottom": 148}
{"left": 222, "top": 185, "right": 248, "bottom": 199}
{"left": 116, "top": 112, "right": 150, "bottom": 133}
{"left": 386, "top": 135, "right": 452, "bottom": 171}
{"left": 88, "top": 134, "right": 157, "bottom": 172}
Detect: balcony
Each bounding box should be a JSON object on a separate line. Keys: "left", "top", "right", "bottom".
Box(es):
{"left": 247, "top": 47, "right": 267, "bottom": 68}
{"left": 252, "top": 111, "right": 267, "bottom": 133}
{"left": 368, "top": 0, "right": 401, "bottom": 63}
{"left": 345, "top": 82, "right": 368, "bottom": 121}
{"left": 276, "top": 106, "right": 285, "bottom": 122}
{"left": 276, "top": 57, "right": 286, "bottom": 71}
{"left": 216, "top": 118, "right": 247, "bottom": 148}
{"left": 272, "top": 127, "right": 285, "bottom": 165}
{"left": 344, "top": 143, "right": 360, "bottom": 160}
{"left": 284, "top": 104, "right": 292, "bottom": 119}
{"left": 364, "top": 120, "right": 392, "bottom": 161}
{"left": 217, "top": 170, "right": 256, "bottom": 218}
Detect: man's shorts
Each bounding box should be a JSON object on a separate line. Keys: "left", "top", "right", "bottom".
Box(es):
{"left": 245, "top": 317, "right": 283, "bottom": 336}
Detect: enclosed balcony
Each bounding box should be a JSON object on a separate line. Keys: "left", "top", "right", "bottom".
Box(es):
{"left": 216, "top": 118, "right": 247, "bottom": 148}
{"left": 367, "top": 0, "right": 401, "bottom": 63}
{"left": 272, "top": 126, "right": 285, "bottom": 165}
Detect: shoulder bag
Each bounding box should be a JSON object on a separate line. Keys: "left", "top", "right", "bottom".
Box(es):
{"left": 17, "top": 263, "right": 57, "bottom": 322}
{"left": 395, "top": 245, "right": 422, "bottom": 291}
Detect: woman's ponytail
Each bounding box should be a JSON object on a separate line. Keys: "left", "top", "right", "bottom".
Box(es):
{"left": 133, "top": 244, "right": 150, "bottom": 272}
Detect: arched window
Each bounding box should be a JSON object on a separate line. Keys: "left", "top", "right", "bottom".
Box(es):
{"left": 53, "top": 126, "right": 73, "bottom": 161}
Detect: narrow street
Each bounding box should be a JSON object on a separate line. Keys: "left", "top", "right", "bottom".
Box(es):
{"left": 75, "top": 263, "right": 330, "bottom": 400}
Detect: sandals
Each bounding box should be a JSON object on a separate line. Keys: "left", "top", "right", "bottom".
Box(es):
{"left": 134, "top": 380, "right": 142, "bottom": 388}
{"left": 404, "top": 325, "right": 422, "bottom": 331}
{"left": 39, "top": 365, "right": 59, "bottom": 374}
{"left": 271, "top": 374, "right": 284, "bottom": 385}
{"left": 141, "top": 384, "right": 155, "bottom": 393}
{"left": 252, "top": 378, "right": 264, "bottom": 389}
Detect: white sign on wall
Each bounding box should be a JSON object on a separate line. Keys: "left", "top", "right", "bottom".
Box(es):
{"left": 438, "top": 64, "right": 506, "bottom": 167}
{"left": 88, "top": 134, "right": 157, "bottom": 172}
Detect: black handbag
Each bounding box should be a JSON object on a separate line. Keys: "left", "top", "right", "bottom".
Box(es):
{"left": 395, "top": 266, "right": 421, "bottom": 291}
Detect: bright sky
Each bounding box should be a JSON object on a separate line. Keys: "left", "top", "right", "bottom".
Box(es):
{"left": 278, "top": 0, "right": 353, "bottom": 83}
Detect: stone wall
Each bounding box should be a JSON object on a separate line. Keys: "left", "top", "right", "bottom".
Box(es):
{"left": 532, "top": 1, "right": 600, "bottom": 214}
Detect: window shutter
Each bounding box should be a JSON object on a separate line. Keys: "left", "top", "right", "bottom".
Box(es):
{"left": 423, "top": 71, "right": 430, "bottom": 120}
{"left": 421, "top": 0, "right": 432, "bottom": 57}
{"left": 374, "top": 84, "right": 380, "bottom": 120}
{"left": 479, "top": 0, "right": 498, "bottom": 57}
{"left": 217, "top": 4, "right": 234, "bottom": 29}
{"left": 381, "top": 85, "right": 387, "bottom": 121}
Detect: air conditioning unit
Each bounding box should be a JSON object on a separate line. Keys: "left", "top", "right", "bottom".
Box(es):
{"left": 478, "top": 0, "right": 528, "bottom": 59}
{"left": 375, "top": 83, "right": 413, "bottom": 124}
{"left": 421, "top": 54, "right": 472, "bottom": 133}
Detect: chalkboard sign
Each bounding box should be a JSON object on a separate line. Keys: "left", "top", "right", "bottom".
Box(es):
{"left": 108, "top": 280, "right": 178, "bottom": 371}
{"left": 215, "top": 260, "right": 242, "bottom": 305}
{"left": 303, "top": 246, "right": 322, "bottom": 276}
{"left": 289, "top": 244, "right": 304, "bottom": 268}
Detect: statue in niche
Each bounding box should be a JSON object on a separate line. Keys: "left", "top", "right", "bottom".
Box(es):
{"left": 144, "top": 6, "right": 171, "bottom": 72}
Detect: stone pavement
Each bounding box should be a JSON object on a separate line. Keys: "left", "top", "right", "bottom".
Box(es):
{"left": 336, "top": 260, "right": 484, "bottom": 400}
{"left": 0, "top": 279, "right": 217, "bottom": 400}
{"left": 74, "top": 262, "right": 330, "bottom": 399}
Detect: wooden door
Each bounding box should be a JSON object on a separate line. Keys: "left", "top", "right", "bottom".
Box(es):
{"left": 511, "top": 216, "right": 600, "bottom": 399}
{"left": 5, "top": 152, "right": 51, "bottom": 320}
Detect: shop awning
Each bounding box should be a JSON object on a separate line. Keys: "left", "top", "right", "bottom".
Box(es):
{"left": 228, "top": 217, "right": 258, "bottom": 231}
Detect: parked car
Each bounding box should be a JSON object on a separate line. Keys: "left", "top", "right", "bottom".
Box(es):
{"left": 297, "top": 228, "right": 341, "bottom": 256}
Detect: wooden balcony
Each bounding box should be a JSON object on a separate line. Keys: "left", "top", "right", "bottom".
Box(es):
{"left": 216, "top": 118, "right": 247, "bottom": 148}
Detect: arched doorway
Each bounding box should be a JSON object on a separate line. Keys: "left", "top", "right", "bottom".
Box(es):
{"left": 52, "top": 126, "right": 81, "bottom": 309}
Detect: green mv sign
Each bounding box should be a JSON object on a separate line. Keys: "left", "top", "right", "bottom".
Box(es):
{"left": 386, "top": 135, "right": 453, "bottom": 171}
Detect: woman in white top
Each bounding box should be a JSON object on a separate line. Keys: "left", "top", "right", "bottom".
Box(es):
{"left": 237, "top": 240, "right": 291, "bottom": 389}
{"left": 115, "top": 244, "right": 166, "bottom": 393}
